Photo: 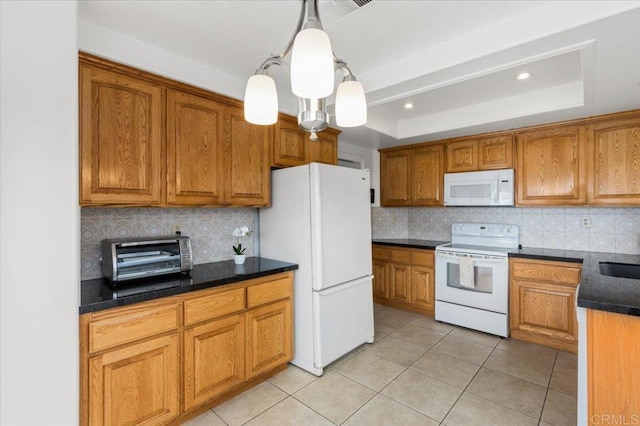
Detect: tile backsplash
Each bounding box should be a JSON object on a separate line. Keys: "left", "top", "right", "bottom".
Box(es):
{"left": 372, "top": 206, "right": 640, "bottom": 254}
{"left": 81, "top": 207, "right": 257, "bottom": 280}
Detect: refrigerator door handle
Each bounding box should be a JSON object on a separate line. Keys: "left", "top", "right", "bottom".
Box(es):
{"left": 316, "top": 275, "right": 373, "bottom": 296}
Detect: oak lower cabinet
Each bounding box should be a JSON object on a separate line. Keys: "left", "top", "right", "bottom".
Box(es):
{"left": 509, "top": 258, "right": 582, "bottom": 353}
{"left": 80, "top": 272, "right": 293, "bottom": 426}
{"left": 372, "top": 245, "right": 435, "bottom": 316}
{"left": 587, "top": 309, "right": 640, "bottom": 422}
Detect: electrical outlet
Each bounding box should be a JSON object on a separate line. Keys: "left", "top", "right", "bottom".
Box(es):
{"left": 172, "top": 223, "right": 183, "bottom": 235}
{"left": 581, "top": 216, "right": 591, "bottom": 228}
{"left": 391, "top": 215, "right": 398, "bottom": 224}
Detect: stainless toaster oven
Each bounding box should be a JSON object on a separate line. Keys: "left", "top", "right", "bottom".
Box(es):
{"left": 101, "top": 236, "right": 193, "bottom": 282}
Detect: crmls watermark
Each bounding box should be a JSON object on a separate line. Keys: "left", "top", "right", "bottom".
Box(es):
{"left": 591, "top": 414, "right": 640, "bottom": 425}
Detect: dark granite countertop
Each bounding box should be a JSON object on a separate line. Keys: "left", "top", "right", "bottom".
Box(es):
{"left": 372, "top": 239, "right": 449, "bottom": 250}
{"left": 509, "top": 247, "right": 587, "bottom": 263}
{"left": 80, "top": 257, "right": 298, "bottom": 314}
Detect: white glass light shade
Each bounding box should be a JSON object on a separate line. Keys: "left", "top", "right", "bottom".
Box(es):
{"left": 244, "top": 74, "right": 278, "bottom": 125}
{"left": 335, "top": 80, "right": 367, "bottom": 127}
{"left": 291, "top": 28, "right": 334, "bottom": 99}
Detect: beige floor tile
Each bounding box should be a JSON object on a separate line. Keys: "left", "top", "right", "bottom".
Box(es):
{"left": 343, "top": 394, "right": 439, "bottom": 426}
{"left": 363, "top": 336, "right": 428, "bottom": 367}
{"left": 496, "top": 338, "right": 558, "bottom": 364}
{"left": 555, "top": 351, "right": 578, "bottom": 370}
{"left": 549, "top": 365, "right": 577, "bottom": 397}
{"left": 213, "top": 382, "right": 287, "bottom": 426}
{"left": 541, "top": 389, "right": 577, "bottom": 426}
{"left": 381, "top": 370, "right": 462, "bottom": 421}
{"left": 389, "top": 324, "right": 447, "bottom": 348}
{"left": 374, "top": 315, "right": 411, "bottom": 332}
{"left": 244, "top": 397, "right": 333, "bottom": 426}
{"left": 442, "top": 392, "right": 538, "bottom": 426}
{"left": 410, "top": 350, "right": 480, "bottom": 389}
{"left": 324, "top": 344, "right": 368, "bottom": 373}
{"left": 409, "top": 315, "right": 456, "bottom": 334}
{"left": 268, "top": 365, "right": 318, "bottom": 395}
{"left": 431, "top": 335, "right": 494, "bottom": 365}
{"left": 335, "top": 351, "right": 405, "bottom": 392}
{"left": 484, "top": 348, "right": 554, "bottom": 387}
{"left": 378, "top": 306, "right": 422, "bottom": 325}
{"left": 448, "top": 327, "right": 501, "bottom": 348}
{"left": 293, "top": 371, "right": 376, "bottom": 424}
{"left": 180, "top": 410, "right": 226, "bottom": 426}
{"left": 466, "top": 368, "right": 547, "bottom": 418}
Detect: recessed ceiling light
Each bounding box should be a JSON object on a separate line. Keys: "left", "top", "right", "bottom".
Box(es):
{"left": 516, "top": 72, "right": 532, "bottom": 80}
{"left": 404, "top": 101, "right": 414, "bottom": 109}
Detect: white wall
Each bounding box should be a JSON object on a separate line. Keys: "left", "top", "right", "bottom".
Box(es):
{"left": 0, "top": 2, "right": 79, "bottom": 424}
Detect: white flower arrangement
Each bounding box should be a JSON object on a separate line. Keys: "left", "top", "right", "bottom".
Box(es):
{"left": 232, "top": 226, "right": 253, "bottom": 255}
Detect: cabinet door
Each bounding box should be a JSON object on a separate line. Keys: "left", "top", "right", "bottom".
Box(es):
{"left": 478, "top": 135, "right": 514, "bottom": 170}
{"left": 516, "top": 125, "right": 587, "bottom": 205}
{"left": 446, "top": 140, "right": 477, "bottom": 172}
{"left": 372, "top": 260, "right": 388, "bottom": 300}
{"left": 388, "top": 263, "right": 411, "bottom": 304}
{"left": 224, "top": 106, "right": 272, "bottom": 206}
{"left": 274, "top": 117, "right": 306, "bottom": 167}
{"left": 308, "top": 131, "right": 338, "bottom": 165}
{"left": 246, "top": 300, "right": 292, "bottom": 379}
{"left": 411, "top": 266, "right": 434, "bottom": 312}
{"left": 412, "top": 144, "right": 444, "bottom": 206}
{"left": 509, "top": 279, "right": 578, "bottom": 352}
{"left": 166, "top": 90, "right": 224, "bottom": 205}
{"left": 183, "top": 315, "right": 245, "bottom": 410}
{"left": 88, "top": 334, "right": 179, "bottom": 426}
{"left": 587, "top": 114, "right": 640, "bottom": 205}
{"left": 80, "top": 64, "right": 163, "bottom": 205}
{"left": 588, "top": 309, "right": 640, "bottom": 422}
{"left": 380, "top": 150, "right": 411, "bottom": 206}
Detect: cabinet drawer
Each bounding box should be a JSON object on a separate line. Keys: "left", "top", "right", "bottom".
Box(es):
{"left": 389, "top": 248, "right": 411, "bottom": 264}
{"left": 89, "top": 302, "right": 179, "bottom": 353}
{"left": 412, "top": 250, "right": 434, "bottom": 267}
{"left": 372, "top": 245, "right": 389, "bottom": 261}
{"left": 184, "top": 288, "right": 245, "bottom": 326}
{"left": 511, "top": 260, "right": 581, "bottom": 286}
{"left": 247, "top": 276, "right": 292, "bottom": 308}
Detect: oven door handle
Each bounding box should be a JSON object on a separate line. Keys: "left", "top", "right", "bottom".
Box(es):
{"left": 436, "top": 252, "right": 507, "bottom": 262}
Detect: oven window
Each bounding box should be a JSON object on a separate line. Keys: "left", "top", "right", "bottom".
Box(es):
{"left": 446, "top": 262, "right": 493, "bottom": 293}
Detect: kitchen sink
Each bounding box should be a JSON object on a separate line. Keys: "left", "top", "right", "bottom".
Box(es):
{"left": 599, "top": 262, "right": 640, "bottom": 279}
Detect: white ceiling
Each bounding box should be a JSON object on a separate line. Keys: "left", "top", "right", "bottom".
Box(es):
{"left": 77, "top": 0, "right": 640, "bottom": 149}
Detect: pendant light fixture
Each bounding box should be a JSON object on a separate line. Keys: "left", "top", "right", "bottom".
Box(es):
{"left": 244, "top": 0, "right": 367, "bottom": 141}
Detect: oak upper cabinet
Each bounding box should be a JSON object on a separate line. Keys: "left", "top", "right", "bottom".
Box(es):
{"left": 587, "top": 113, "right": 640, "bottom": 205}
{"left": 509, "top": 258, "right": 582, "bottom": 353}
{"left": 224, "top": 106, "right": 272, "bottom": 206}
{"left": 80, "top": 64, "right": 163, "bottom": 205}
{"left": 166, "top": 89, "right": 225, "bottom": 205}
{"left": 412, "top": 144, "right": 444, "bottom": 206}
{"left": 587, "top": 309, "right": 640, "bottom": 422}
{"left": 307, "top": 129, "right": 339, "bottom": 165}
{"left": 380, "top": 149, "right": 412, "bottom": 206}
{"left": 516, "top": 125, "right": 587, "bottom": 205}
{"left": 273, "top": 116, "right": 306, "bottom": 167}
{"left": 446, "top": 135, "right": 513, "bottom": 173}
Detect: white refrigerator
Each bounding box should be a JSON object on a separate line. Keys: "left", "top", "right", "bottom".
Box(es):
{"left": 260, "top": 163, "right": 374, "bottom": 376}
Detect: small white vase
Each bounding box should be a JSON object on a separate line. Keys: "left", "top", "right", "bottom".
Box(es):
{"left": 234, "top": 254, "right": 246, "bottom": 265}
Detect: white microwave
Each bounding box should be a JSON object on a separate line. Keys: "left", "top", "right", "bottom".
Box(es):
{"left": 444, "top": 169, "right": 514, "bottom": 206}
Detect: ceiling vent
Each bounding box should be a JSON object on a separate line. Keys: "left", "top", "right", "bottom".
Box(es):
{"left": 320, "top": 0, "right": 373, "bottom": 21}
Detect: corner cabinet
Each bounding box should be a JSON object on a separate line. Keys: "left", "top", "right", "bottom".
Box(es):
{"left": 372, "top": 245, "right": 435, "bottom": 317}
{"left": 79, "top": 64, "right": 164, "bottom": 205}
{"left": 79, "top": 54, "right": 273, "bottom": 207}
{"left": 79, "top": 272, "right": 294, "bottom": 426}
{"left": 509, "top": 258, "right": 581, "bottom": 353}
{"left": 379, "top": 144, "right": 444, "bottom": 207}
